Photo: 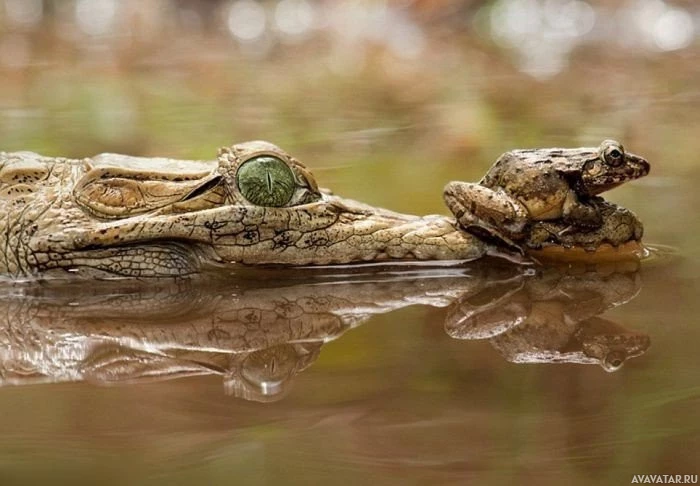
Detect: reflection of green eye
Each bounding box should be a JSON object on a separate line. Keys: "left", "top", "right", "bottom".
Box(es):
{"left": 237, "top": 156, "right": 296, "bottom": 207}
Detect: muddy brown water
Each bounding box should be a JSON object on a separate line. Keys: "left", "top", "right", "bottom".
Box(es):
{"left": 0, "top": 246, "right": 697, "bottom": 485}
{"left": 1, "top": 1, "right": 700, "bottom": 484}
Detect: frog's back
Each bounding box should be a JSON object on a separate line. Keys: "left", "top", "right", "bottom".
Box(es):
{"left": 479, "top": 147, "right": 599, "bottom": 220}
{"left": 484, "top": 146, "right": 597, "bottom": 177}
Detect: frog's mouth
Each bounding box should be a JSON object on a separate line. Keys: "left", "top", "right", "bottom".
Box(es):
{"left": 588, "top": 181, "right": 624, "bottom": 195}
{"left": 584, "top": 152, "right": 650, "bottom": 195}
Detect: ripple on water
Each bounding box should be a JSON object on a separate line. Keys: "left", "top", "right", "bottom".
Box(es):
{"left": 640, "top": 243, "right": 681, "bottom": 265}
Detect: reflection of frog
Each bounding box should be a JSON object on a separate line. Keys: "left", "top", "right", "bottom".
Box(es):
{"left": 444, "top": 140, "right": 650, "bottom": 251}
{"left": 445, "top": 268, "right": 650, "bottom": 371}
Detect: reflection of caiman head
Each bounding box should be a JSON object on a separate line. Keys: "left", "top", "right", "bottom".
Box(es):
{"left": 0, "top": 270, "right": 482, "bottom": 401}
{"left": 223, "top": 343, "right": 321, "bottom": 402}
{"left": 0, "top": 261, "right": 650, "bottom": 401}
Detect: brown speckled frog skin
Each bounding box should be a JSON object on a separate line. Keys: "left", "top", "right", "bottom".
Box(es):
{"left": 443, "top": 140, "right": 649, "bottom": 251}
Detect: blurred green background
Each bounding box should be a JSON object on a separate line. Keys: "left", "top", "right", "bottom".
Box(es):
{"left": 0, "top": 1, "right": 699, "bottom": 485}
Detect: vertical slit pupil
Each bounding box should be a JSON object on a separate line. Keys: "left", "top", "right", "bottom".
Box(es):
{"left": 236, "top": 155, "right": 296, "bottom": 207}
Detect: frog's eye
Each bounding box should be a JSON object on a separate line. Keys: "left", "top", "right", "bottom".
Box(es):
{"left": 600, "top": 141, "right": 626, "bottom": 167}
{"left": 237, "top": 156, "right": 296, "bottom": 207}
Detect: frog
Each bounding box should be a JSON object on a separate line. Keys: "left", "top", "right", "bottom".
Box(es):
{"left": 443, "top": 139, "right": 650, "bottom": 252}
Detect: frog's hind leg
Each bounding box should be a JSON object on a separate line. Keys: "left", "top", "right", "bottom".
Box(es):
{"left": 443, "top": 181, "right": 529, "bottom": 252}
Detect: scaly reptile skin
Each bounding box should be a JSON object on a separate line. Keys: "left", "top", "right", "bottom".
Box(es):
{"left": 0, "top": 141, "right": 487, "bottom": 279}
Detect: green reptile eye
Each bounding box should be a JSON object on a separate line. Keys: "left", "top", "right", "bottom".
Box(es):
{"left": 236, "top": 156, "right": 296, "bottom": 207}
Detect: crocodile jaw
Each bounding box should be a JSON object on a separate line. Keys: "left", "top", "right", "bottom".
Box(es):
{"left": 30, "top": 195, "right": 486, "bottom": 278}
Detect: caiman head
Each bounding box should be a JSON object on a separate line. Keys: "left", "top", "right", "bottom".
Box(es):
{"left": 4, "top": 142, "right": 484, "bottom": 278}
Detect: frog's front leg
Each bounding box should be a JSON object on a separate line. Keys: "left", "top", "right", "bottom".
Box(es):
{"left": 444, "top": 181, "right": 529, "bottom": 252}
{"left": 562, "top": 191, "right": 604, "bottom": 228}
